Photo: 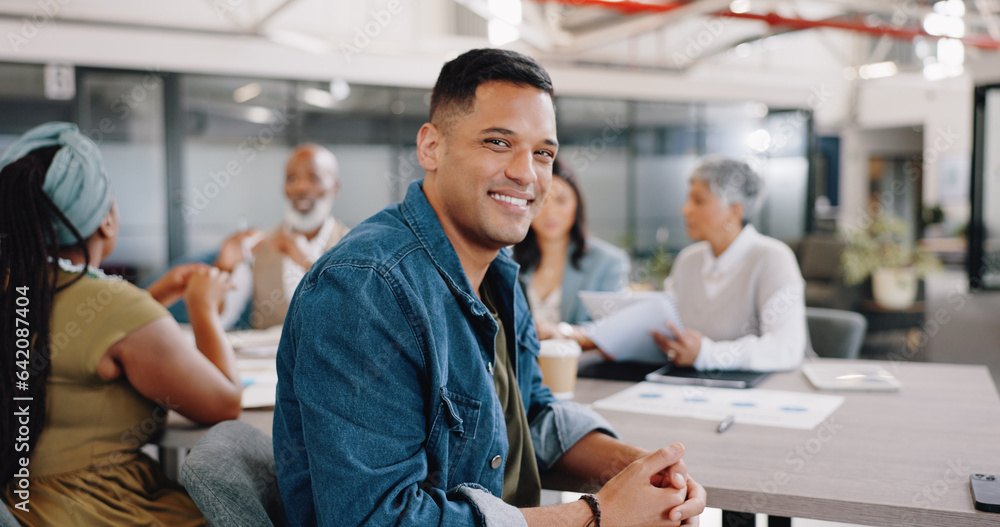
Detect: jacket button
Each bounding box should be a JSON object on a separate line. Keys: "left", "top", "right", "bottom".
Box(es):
{"left": 490, "top": 455, "right": 502, "bottom": 469}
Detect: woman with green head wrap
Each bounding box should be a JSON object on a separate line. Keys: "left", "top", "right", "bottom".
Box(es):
{"left": 1, "top": 122, "right": 244, "bottom": 526}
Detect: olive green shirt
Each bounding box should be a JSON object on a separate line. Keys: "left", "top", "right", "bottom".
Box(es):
{"left": 481, "top": 282, "right": 541, "bottom": 507}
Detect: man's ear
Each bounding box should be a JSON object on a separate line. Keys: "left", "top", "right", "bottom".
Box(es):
{"left": 416, "top": 122, "right": 442, "bottom": 172}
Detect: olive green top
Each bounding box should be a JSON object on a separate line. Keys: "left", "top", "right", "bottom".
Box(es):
{"left": 2, "top": 270, "right": 205, "bottom": 526}
{"left": 481, "top": 282, "right": 541, "bottom": 508}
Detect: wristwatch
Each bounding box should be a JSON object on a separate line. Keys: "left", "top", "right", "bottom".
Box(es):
{"left": 557, "top": 322, "right": 575, "bottom": 339}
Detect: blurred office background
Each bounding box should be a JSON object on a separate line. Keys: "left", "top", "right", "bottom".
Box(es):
{"left": 3, "top": 4, "right": 1000, "bottom": 525}
{"left": 1, "top": 0, "right": 999, "bottom": 373}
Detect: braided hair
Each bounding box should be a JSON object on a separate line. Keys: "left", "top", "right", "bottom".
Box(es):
{"left": 1, "top": 145, "right": 91, "bottom": 487}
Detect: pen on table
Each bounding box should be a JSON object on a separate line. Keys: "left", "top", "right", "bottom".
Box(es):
{"left": 717, "top": 414, "right": 735, "bottom": 434}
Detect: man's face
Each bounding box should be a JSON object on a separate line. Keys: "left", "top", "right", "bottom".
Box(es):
{"left": 284, "top": 149, "right": 338, "bottom": 214}
{"left": 419, "top": 81, "right": 558, "bottom": 253}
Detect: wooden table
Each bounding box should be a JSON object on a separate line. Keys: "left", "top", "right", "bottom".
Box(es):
{"left": 568, "top": 359, "right": 1000, "bottom": 527}
{"left": 161, "top": 359, "right": 1000, "bottom": 526}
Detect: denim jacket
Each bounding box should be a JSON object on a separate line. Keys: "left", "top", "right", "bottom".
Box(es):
{"left": 273, "top": 180, "right": 615, "bottom": 527}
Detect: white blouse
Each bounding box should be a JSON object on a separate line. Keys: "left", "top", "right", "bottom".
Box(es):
{"left": 527, "top": 284, "right": 563, "bottom": 327}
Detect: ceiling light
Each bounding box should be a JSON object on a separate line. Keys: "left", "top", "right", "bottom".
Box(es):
{"left": 233, "top": 82, "right": 262, "bottom": 103}
{"left": 938, "top": 38, "right": 965, "bottom": 65}
{"left": 748, "top": 129, "right": 771, "bottom": 152}
{"left": 858, "top": 61, "right": 898, "bottom": 79}
{"left": 923, "top": 12, "right": 965, "bottom": 38}
{"left": 730, "top": 0, "right": 751, "bottom": 14}
{"left": 246, "top": 107, "right": 272, "bottom": 124}
{"left": 488, "top": 20, "right": 520, "bottom": 46}
{"left": 303, "top": 87, "right": 335, "bottom": 109}
{"left": 488, "top": 0, "right": 522, "bottom": 25}
{"left": 330, "top": 79, "right": 350, "bottom": 102}
{"left": 486, "top": 0, "right": 521, "bottom": 45}
{"left": 933, "top": 0, "right": 965, "bottom": 17}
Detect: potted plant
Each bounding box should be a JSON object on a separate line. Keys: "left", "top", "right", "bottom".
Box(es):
{"left": 841, "top": 211, "right": 942, "bottom": 310}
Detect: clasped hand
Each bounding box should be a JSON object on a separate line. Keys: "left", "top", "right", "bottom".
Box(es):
{"left": 596, "top": 443, "right": 705, "bottom": 526}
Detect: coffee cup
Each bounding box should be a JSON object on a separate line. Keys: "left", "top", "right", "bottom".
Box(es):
{"left": 538, "top": 339, "right": 582, "bottom": 400}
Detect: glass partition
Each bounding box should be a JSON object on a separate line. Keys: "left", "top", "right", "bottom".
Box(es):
{"left": 970, "top": 84, "right": 1000, "bottom": 289}
{"left": 1, "top": 62, "right": 815, "bottom": 282}
{"left": 77, "top": 69, "right": 167, "bottom": 282}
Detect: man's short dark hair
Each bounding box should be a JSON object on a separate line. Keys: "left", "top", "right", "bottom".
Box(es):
{"left": 429, "top": 48, "right": 554, "bottom": 130}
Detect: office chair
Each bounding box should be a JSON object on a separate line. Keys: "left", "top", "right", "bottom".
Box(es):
{"left": 0, "top": 503, "right": 20, "bottom": 527}
{"left": 179, "top": 420, "right": 286, "bottom": 527}
{"left": 806, "top": 307, "right": 868, "bottom": 359}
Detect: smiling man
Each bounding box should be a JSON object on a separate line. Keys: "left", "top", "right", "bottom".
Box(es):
{"left": 273, "top": 48, "right": 706, "bottom": 526}
{"left": 213, "top": 143, "right": 350, "bottom": 329}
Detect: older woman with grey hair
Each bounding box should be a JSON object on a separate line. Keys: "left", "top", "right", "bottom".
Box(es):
{"left": 652, "top": 156, "right": 807, "bottom": 371}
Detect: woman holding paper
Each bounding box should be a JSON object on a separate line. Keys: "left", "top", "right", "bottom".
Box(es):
{"left": 514, "top": 159, "right": 630, "bottom": 350}
{"left": 652, "top": 156, "right": 807, "bottom": 371}
{"left": 0, "top": 122, "right": 242, "bottom": 525}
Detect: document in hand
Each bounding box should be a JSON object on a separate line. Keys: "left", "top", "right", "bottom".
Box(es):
{"left": 578, "top": 291, "right": 684, "bottom": 363}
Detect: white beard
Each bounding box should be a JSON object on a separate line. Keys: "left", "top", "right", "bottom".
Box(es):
{"left": 284, "top": 196, "right": 334, "bottom": 233}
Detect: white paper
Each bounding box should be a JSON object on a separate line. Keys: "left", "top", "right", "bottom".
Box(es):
{"left": 228, "top": 326, "right": 283, "bottom": 357}
{"left": 239, "top": 358, "right": 278, "bottom": 408}
{"left": 593, "top": 381, "right": 844, "bottom": 430}
{"left": 578, "top": 291, "right": 684, "bottom": 363}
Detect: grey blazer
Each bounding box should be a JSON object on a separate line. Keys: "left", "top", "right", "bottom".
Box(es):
{"left": 519, "top": 237, "right": 631, "bottom": 325}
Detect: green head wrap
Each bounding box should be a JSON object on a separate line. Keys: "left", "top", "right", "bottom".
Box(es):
{"left": 0, "top": 122, "right": 112, "bottom": 245}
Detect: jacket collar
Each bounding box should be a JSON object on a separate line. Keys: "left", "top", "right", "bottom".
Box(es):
{"left": 400, "top": 180, "right": 520, "bottom": 319}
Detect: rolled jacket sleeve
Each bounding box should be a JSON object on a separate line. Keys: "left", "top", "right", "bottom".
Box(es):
{"left": 529, "top": 401, "right": 618, "bottom": 471}
{"left": 454, "top": 485, "right": 528, "bottom": 527}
